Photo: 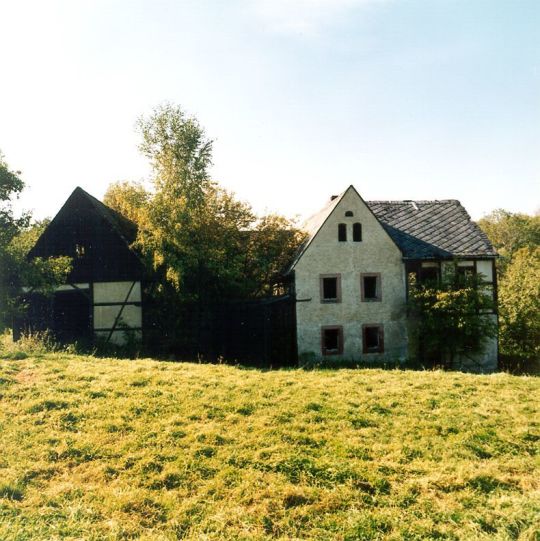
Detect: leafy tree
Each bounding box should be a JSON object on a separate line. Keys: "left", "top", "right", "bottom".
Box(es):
{"left": 498, "top": 247, "right": 540, "bottom": 362}
{"left": 104, "top": 104, "right": 305, "bottom": 353}
{"left": 0, "top": 153, "right": 70, "bottom": 331}
{"left": 103, "top": 181, "right": 149, "bottom": 224}
{"left": 478, "top": 209, "right": 540, "bottom": 366}
{"left": 477, "top": 209, "right": 540, "bottom": 274}
{"left": 408, "top": 265, "right": 497, "bottom": 369}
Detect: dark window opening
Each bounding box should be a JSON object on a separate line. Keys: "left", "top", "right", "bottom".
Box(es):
{"left": 322, "top": 326, "right": 343, "bottom": 355}
{"left": 323, "top": 278, "right": 337, "bottom": 300}
{"left": 363, "top": 325, "right": 384, "bottom": 353}
{"left": 361, "top": 273, "right": 381, "bottom": 301}
{"left": 420, "top": 266, "right": 439, "bottom": 283}
{"left": 338, "top": 223, "right": 347, "bottom": 242}
{"left": 345, "top": 211, "right": 354, "bottom": 217}
{"left": 353, "top": 223, "right": 362, "bottom": 242}
{"left": 320, "top": 274, "right": 341, "bottom": 302}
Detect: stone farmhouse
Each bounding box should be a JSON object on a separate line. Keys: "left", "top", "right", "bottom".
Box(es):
{"left": 17, "top": 185, "right": 498, "bottom": 371}
{"left": 285, "top": 185, "right": 498, "bottom": 371}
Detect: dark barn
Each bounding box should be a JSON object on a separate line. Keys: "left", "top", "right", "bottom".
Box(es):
{"left": 16, "top": 187, "right": 146, "bottom": 346}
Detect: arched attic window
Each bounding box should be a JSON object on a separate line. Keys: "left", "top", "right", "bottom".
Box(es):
{"left": 345, "top": 211, "right": 354, "bottom": 217}
{"left": 353, "top": 223, "right": 362, "bottom": 242}
{"left": 338, "top": 223, "right": 347, "bottom": 242}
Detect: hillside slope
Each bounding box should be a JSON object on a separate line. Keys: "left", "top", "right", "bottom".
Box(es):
{"left": 0, "top": 355, "right": 538, "bottom": 540}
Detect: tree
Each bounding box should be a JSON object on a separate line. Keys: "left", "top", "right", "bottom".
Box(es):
{"left": 477, "top": 209, "right": 540, "bottom": 274}
{"left": 103, "top": 104, "right": 305, "bottom": 354}
{"left": 478, "top": 209, "right": 540, "bottom": 366}
{"left": 408, "top": 265, "right": 497, "bottom": 368}
{"left": 0, "top": 152, "right": 70, "bottom": 332}
{"left": 498, "top": 247, "right": 540, "bottom": 362}
{"left": 103, "top": 181, "right": 149, "bottom": 224}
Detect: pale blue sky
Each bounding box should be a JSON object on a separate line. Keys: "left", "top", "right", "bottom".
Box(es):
{"left": 1, "top": 0, "right": 539, "bottom": 222}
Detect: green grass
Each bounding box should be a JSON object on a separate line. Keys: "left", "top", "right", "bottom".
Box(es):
{"left": 0, "top": 353, "right": 538, "bottom": 540}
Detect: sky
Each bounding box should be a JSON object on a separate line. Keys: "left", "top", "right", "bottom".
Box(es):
{"left": 1, "top": 0, "right": 539, "bottom": 223}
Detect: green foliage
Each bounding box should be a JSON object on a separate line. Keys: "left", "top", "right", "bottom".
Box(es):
{"left": 0, "top": 354, "right": 538, "bottom": 539}
{"left": 478, "top": 210, "right": 540, "bottom": 366}
{"left": 408, "top": 265, "right": 497, "bottom": 367}
{"left": 103, "top": 181, "right": 149, "bottom": 224}
{"left": 498, "top": 247, "right": 540, "bottom": 362}
{"left": 477, "top": 209, "right": 540, "bottom": 274}
{"left": 0, "top": 151, "right": 71, "bottom": 331}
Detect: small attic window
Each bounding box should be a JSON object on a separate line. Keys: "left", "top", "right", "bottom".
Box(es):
{"left": 345, "top": 211, "right": 354, "bottom": 217}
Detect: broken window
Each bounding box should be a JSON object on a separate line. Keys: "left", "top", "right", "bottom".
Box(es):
{"left": 320, "top": 274, "right": 341, "bottom": 302}
{"left": 353, "top": 223, "right": 362, "bottom": 242}
{"left": 338, "top": 223, "right": 347, "bottom": 241}
{"left": 321, "top": 326, "right": 343, "bottom": 355}
{"left": 361, "top": 273, "right": 381, "bottom": 301}
{"left": 363, "top": 324, "right": 384, "bottom": 353}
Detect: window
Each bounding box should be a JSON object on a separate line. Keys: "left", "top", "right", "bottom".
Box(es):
{"left": 362, "top": 324, "right": 384, "bottom": 353}
{"left": 353, "top": 223, "right": 362, "bottom": 242}
{"left": 361, "top": 273, "right": 381, "bottom": 301}
{"left": 321, "top": 326, "right": 343, "bottom": 355}
{"left": 338, "top": 223, "right": 347, "bottom": 241}
{"left": 75, "top": 244, "right": 86, "bottom": 258}
{"left": 320, "top": 274, "right": 341, "bottom": 303}
{"left": 419, "top": 265, "right": 439, "bottom": 283}
{"left": 345, "top": 211, "right": 354, "bottom": 217}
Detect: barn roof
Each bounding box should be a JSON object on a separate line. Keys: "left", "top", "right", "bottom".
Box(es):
{"left": 286, "top": 186, "right": 496, "bottom": 273}
{"left": 28, "top": 186, "right": 145, "bottom": 282}
{"left": 77, "top": 187, "right": 138, "bottom": 247}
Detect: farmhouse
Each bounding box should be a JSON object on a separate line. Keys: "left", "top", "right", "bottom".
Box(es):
{"left": 286, "top": 185, "right": 498, "bottom": 371}
{"left": 18, "top": 184, "right": 498, "bottom": 371}
{"left": 17, "top": 187, "right": 146, "bottom": 346}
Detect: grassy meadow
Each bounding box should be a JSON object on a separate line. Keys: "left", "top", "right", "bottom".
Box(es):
{"left": 0, "top": 348, "right": 538, "bottom": 540}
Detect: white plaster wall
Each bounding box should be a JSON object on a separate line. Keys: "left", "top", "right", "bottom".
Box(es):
{"left": 294, "top": 188, "right": 408, "bottom": 362}
{"left": 95, "top": 329, "right": 142, "bottom": 346}
{"left": 93, "top": 281, "right": 141, "bottom": 303}
{"left": 93, "top": 305, "right": 142, "bottom": 329}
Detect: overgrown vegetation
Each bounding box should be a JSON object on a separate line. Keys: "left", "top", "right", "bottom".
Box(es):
{"left": 0, "top": 151, "right": 71, "bottom": 332}
{"left": 408, "top": 265, "right": 497, "bottom": 369}
{"left": 0, "top": 351, "right": 538, "bottom": 540}
{"left": 478, "top": 210, "right": 540, "bottom": 369}
{"left": 103, "top": 104, "right": 306, "bottom": 354}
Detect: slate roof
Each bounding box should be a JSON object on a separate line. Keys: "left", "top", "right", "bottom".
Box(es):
{"left": 368, "top": 200, "right": 497, "bottom": 259}
{"left": 286, "top": 187, "right": 496, "bottom": 272}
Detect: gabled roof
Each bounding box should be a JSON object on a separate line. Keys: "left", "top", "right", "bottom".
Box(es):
{"left": 284, "top": 190, "right": 345, "bottom": 273}
{"left": 77, "top": 187, "right": 138, "bottom": 247}
{"left": 28, "top": 186, "right": 145, "bottom": 282}
{"left": 368, "top": 200, "right": 497, "bottom": 259}
{"left": 286, "top": 187, "right": 496, "bottom": 273}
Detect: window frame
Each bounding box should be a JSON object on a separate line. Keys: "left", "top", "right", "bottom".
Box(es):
{"left": 362, "top": 324, "right": 384, "bottom": 354}
{"left": 320, "top": 274, "right": 342, "bottom": 303}
{"left": 361, "top": 273, "right": 382, "bottom": 302}
{"left": 321, "top": 325, "right": 344, "bottom": 356}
